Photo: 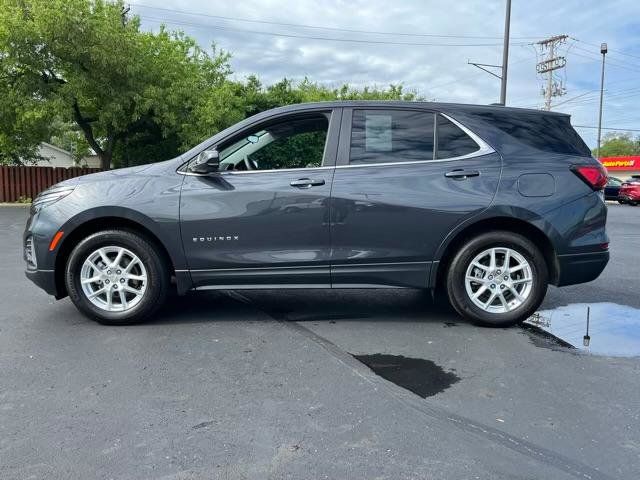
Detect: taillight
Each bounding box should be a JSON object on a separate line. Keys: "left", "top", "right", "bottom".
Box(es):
{"left": 571, "top": 165, "right": 608, "bottom": 190}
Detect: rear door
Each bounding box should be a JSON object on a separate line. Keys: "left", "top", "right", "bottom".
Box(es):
{"left": 330, "top": 107, "right": 501, "bottom": 288}
{"left": 179, "top": 108, "right": 341, "bottom": 288}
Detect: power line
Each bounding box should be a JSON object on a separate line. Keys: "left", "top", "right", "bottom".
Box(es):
{"left": 574, "top": 125, "right": 640, "bottom": 132}
{"left": 569, "top": 45, "right": 640, "bottom": 73}
{"left": 552, "top": 90, "right": 598, "bottom": 108}
{"left": 132, "top": 2, "right": 542, "bottom": 40}
{"left": 139, "top": 15, "right": 531, "bottom": 47}
{"left": 512, "top": 84, "right": 640, "bottom": 109}
{"left": 572, "top": 37, "right": 640, "bottom": 63}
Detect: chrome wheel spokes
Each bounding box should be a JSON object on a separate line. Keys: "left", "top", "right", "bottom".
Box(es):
{"left": 80, "top": 246, "right": 147, "bottom": 312}
{"left": 464, "top": 247, "right": 533, "bottom": 314}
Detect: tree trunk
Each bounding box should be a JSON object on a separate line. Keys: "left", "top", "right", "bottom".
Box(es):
{"left": 72, "top": 99, "right": 114, "bottom": 170}
{"left": 98, "top": 151, "right": 112, "bottom": 170}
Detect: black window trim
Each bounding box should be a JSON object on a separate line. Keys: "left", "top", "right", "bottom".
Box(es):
{"left": 337, "top": 107, "right": 494, "bottom": 168}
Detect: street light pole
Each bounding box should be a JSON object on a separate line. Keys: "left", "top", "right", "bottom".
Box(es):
{"left": 596, "top": 43, "right": 607, "bottom": 159}
{"left": 499, "top": 0, "right": 512, "bottom": 105}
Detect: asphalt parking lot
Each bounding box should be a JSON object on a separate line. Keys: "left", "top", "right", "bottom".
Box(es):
{"left": 1, "top": 204, "right": 639, "bottom": 480}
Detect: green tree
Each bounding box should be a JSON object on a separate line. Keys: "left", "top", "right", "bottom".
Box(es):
{"left": 0, "top": 75, "right": 54, "bottom": 165}
{"left": 1, "top": 0, "right": 420, "bottom": 169}
{"left": 0, "top": 0, "right": 230, "bottom": 169}
{"left": 593, "top": 132, "right": 640, "bottom": 158}
{"left": 47, "top": 119, "right": 91, "bottom": 163}
{"left": 187, "top": 76, "right": 419, "bottom": 148}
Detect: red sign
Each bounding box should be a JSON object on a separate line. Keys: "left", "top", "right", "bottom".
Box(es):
{"left": 599, "top": 156, "right": 640, "bottom": 171}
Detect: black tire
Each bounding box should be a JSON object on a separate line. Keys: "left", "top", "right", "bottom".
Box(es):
{"left": 445, "top": 231, "right": 548, "bottom": 327}
{"left": 65, "top": 229, "right": 169, "bottom": 325}
{"left": 630, "top": 201, "right": 638, "bottom": 206}
{"left": 617, "top": 199, "right": 625, "bottom": 204}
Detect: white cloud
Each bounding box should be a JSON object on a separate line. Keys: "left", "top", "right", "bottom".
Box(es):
{"left": 132, "top": 0, "right": 640, "bottom": 147}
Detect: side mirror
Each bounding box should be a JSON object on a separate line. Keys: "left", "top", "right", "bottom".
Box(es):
{"left": 190, "top": 149, "right": 220, "bottom": 174}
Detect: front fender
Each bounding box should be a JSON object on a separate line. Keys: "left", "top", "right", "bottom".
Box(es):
{"left": 53, "top": 206, "right": 187, "bottom": 271}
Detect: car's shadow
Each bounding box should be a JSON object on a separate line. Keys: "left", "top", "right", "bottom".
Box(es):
{"left": 151, "top": 288, "right": 466, "bottom": 326}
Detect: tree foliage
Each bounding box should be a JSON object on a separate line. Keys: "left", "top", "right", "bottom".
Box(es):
{"left": 0, "top": 0, "right": 419, "bottom": 169}
{"left": 0, "top": 0, "right": 229, "bottom": 168}
{"left": 186, "top": 76, "right": 418, "bottom": 152}
{"left": 593, "top": 132, "right": 640, "bottom": 158}
{"left": 0, "top": 74, "right": 54, "bottom": 165}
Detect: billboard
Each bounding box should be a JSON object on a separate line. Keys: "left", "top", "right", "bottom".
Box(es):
{"left": 599, "top": 156, "right": 640, "bottom": 171}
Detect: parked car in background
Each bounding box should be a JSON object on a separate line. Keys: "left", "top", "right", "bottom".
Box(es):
{"left": 619, "top": 176, "right": 640, "bottom": 206}
{"left": 604, "top": 176, "right": 623, "bottom": 201}
{"left": 24, "top": 101, "right": 609, "bottom": 328}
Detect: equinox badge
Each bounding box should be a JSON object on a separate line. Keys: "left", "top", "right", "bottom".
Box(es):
{"left": 193, "top": 235, "right": 239, "bottom": 243}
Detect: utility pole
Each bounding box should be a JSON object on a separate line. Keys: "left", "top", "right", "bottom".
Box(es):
{"left": 468, "top": 0, "right": 512, "bottom": 105}
{"left": 596, "top": 43, "right": 607, "bottom": 159}
{"left": 500, "top": 0, "right": 511, "bottom": 105}
{"left": 536, "top": 35, "right": 568, "bottom": 110}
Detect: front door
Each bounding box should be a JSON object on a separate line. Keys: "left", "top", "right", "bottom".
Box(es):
{"left": 330, "top": 108, "right": 501, "bottom": 288}
{"left": 179, "top": 109, "right": 340, "bottom": 288}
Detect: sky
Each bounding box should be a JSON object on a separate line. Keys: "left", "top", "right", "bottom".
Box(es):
{"left": 129, "top": 0, "right": 640, "bottom": 148}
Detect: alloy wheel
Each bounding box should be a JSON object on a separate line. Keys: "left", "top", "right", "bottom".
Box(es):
{"left": 464, "top": 247, "right": 533, "bottom": 314}
{"left": 79, "top": 246, "right": 147, "bottom": 312}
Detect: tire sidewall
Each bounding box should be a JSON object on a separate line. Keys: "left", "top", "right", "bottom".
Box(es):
{"left": 447, "top": 231, "right": 548, "bottom": 327}
{"left": 65, "top": 230, "right": 167, "bottom": 325}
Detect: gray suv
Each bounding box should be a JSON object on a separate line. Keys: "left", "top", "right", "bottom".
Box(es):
{"left": 24, "top": 101, "right": 609, "bottom": 326}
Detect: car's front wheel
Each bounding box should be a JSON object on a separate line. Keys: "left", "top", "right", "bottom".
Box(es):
{"left": 65, "top": 229, "right": 169, "bottom": 325}
{"left": 446, "top": 231, "right": 548, "bottom": 327}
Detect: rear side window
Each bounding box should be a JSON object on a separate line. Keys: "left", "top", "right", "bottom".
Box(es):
{"left": 474, "top": 111, "right": 591, "bottom": 156}
{"left": 350, "top": 109, "right": 434, "bottom": 164}
{"left": 436, "top": 114, "right": 480, "bottom": 159}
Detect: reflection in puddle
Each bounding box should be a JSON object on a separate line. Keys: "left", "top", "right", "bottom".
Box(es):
{"left": 353, "top": 353, "right": 460, "bottom": 398}
{"left": 525, "top": 303, "right": 640, "bottom": 357}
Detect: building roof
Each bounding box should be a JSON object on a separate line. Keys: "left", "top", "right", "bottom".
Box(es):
{"left": 40, "top": 142, "right": 73, "bottom": 157}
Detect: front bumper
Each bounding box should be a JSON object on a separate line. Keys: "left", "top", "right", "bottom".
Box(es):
{"left": 25, "top": 269, "right": 59, "bottom": 296}
{"left": 556, "top": 250, "right": 609, "bottom": 287}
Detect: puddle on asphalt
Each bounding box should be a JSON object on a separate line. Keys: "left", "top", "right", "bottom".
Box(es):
{"left": 524, "top": 303, "right": 640, "bottom": 357}
{"left": 353, "top": 353, "right": 460, "bottom": 398}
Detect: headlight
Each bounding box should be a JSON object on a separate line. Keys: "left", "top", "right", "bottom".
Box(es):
{"left": 31, "top": 186, "right": 75, "bottom": 213}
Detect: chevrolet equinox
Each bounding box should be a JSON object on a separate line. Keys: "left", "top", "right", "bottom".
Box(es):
{"left": 24, "top": 101, "right": 609, "bottom": 326}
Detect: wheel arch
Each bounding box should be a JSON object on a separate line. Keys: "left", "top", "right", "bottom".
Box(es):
{"left": 53, "top": 208, "right": 187, "bottom": 298}
{"left": 431, "top": 215, "right": 559, "bottom": 290}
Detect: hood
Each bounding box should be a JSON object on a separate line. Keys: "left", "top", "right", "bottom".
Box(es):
{"left": 54, "top": 158, "right": 179, "bottom": 188}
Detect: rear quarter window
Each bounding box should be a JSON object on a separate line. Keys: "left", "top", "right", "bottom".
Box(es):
{"left": 473, "top": 111, "right": 592, "bottom": 157}
{"left": 436, "top": 114, "right": 480, "bottom": 159}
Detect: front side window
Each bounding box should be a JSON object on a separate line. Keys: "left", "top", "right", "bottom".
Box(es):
{"left": 350, "top": 109, "right": 435, "bottom": 164}
{"left": 217, "top": 113, "right": 329, "bottom": 171}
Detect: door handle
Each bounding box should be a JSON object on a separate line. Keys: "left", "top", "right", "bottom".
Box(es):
{"left": 290, "top": 178, "right": 325, "bottom": 188}
{"left": 445, "top": 169, "right": 480, "bottom": 179}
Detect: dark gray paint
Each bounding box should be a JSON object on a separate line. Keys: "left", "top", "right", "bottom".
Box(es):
{"left": 518, "top": 173, "right": 555, "bottom": 197}
{"left": 23, "top": 100, "right": 609, "bottom": 298}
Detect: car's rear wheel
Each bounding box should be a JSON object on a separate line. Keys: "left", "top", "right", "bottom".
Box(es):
{"left": 446, "top": 231, "right": 548, "bottom": 327}
{"left": 65, "top": 230, "right": 169, "bottom": 325}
